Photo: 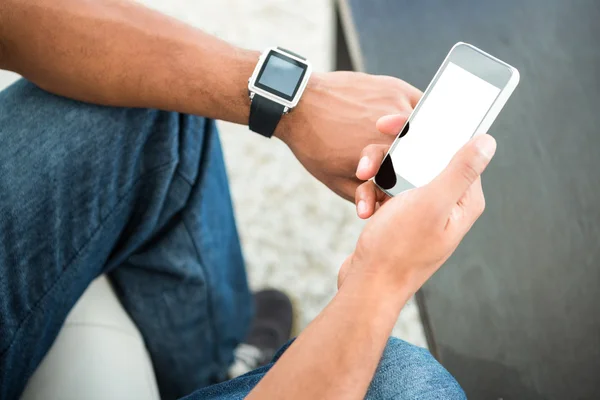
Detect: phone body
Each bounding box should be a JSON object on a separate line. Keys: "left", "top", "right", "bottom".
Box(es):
{"left": 374, "top": 42, "right": 520, "bottom": 196}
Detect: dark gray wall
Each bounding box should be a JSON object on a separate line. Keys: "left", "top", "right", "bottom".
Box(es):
{"left": 340, "top": 0, "right": 600, "bottom": 398}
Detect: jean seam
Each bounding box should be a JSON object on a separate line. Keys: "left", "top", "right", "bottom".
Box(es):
{"left": 181, "top": 217, "right": 222, "bottom": 371}
{"left": 175, "top": 169, "right": 194, "bottom": 187}
{"left": 0, "top": 160, "right": 176, "bottom": 359}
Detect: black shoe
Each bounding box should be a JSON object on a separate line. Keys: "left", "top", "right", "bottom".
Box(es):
{"left": 229, "top": 289, "right": 294, "bottom": 378}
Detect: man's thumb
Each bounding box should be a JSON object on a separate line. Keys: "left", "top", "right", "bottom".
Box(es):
{"left": 429, "top": 134, "right": 497, "bottom": 203}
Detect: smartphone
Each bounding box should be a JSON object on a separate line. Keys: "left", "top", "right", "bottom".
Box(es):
{"left": 374, "top": 42, "right": 520, "bottom": 196}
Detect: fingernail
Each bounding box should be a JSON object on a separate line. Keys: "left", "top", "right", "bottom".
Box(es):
{"left": 357, "top": 156, "right": 370, "bottom": 174}
{"left": 357, "top": 200, "right": 367, "bottom": 216}
{"left": 476, "top": 135, "right": 497, "bottom": 160}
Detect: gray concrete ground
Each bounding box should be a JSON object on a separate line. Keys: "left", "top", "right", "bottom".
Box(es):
{"left": 0, "top": 0, "right": 426, "bottom": 347}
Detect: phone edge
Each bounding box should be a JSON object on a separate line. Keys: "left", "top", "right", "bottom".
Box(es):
{"left": 374, "top": 43, "right": 520, "bottom": 197}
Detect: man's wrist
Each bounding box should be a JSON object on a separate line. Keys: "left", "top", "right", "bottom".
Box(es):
{"left": 206, "top": 47, "right": 258, "bottom": 125}
{"left": 338, "top": 268, "right": 413, "bottom": 322}
{"left": 273, "top": 72, "right": 324, "bottom": 144}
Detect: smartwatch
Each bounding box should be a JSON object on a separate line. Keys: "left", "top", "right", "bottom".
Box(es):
{"left": 248, "top": 47, "right": 313, "bottom": 138}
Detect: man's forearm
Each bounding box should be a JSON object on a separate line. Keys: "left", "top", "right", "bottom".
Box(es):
{"left": 0, "top": 0, "right": 256, "bottom": 124}
{"left": 248, "top": 273, "right": 411, "bottom": 400}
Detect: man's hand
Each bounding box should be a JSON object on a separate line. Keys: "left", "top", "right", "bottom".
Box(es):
{"left": 338, "top": 134, "right": 497, "bottom": 294}
{"left": 249, "top": 134, "right": 496, "bottom": 400}
{"left": 276, "top": 72, "right": 422, "bottom": 201}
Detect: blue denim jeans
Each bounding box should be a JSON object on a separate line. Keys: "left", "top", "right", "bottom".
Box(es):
{"left": 185, "top": 338, "right": 465, "bottom": 400}
{"left": 0, "top": 80, "right": 465, "bottom": 400}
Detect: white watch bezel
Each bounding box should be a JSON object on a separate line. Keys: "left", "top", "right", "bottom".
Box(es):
{"left": 248, "top": 47, "right": 313, "bottom": 110}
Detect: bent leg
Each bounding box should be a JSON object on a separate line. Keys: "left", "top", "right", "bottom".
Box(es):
{"left": 0, "top": 80, "right": 252, "bottom": 400}
{"left": 365, "top": 337, "right": 465, "bottom": 399}
{"left": 109, "top": 117, "right": 253, "bottom": 399}
{"left": 179, "top": 337, "right": 465, "bottom": 400}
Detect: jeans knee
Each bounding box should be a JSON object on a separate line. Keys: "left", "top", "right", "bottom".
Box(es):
{"left": 366, "top": 337, "right": 466, "bottom": 400}
{"left": 0, "top": 80, "right": 187, "bottom": 195}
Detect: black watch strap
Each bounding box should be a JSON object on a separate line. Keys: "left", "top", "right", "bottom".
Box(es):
{"left": 249, "top": 94, "right": 286, "bottom": 138}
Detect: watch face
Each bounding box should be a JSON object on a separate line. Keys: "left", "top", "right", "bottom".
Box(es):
{"left": 255, "top": 50, "right": 309, "bottom": 101}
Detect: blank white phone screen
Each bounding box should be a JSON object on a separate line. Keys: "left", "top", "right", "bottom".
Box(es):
{"left": 391, "top": 62, "right": 500, "bottom": 187}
